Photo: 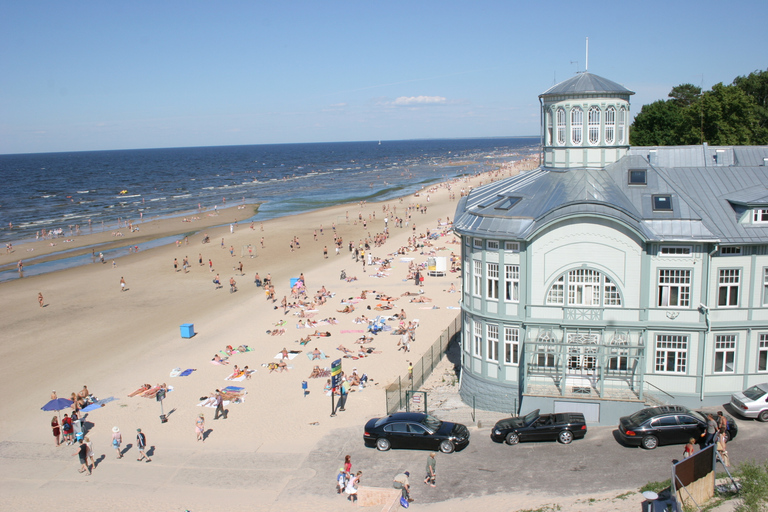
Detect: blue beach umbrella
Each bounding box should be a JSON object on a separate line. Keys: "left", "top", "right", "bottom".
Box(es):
{"left": 41, "top": 398, "right": 74, "bottom": 412}
{"left": 42, "top": 398, "right": 74, "bottom": 425}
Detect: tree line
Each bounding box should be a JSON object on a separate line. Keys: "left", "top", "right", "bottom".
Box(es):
{"left": 630, "top": 69, "right": 768, "bottom": 146}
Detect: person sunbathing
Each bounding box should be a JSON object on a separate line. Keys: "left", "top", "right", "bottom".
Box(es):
{"left": 323, "top": 379, "right": 333, "bottom": 393}
{"left": 311, "top": 330, "right": 331, "bottom": 337}
{"left": 376, "top": 294, "right": 396, "bottom": 301}
{"left": 355, "top": 335, "right": 373, "bottom": 344}
{"left": 337, "top": 304, "right": 355, "bottom": 313}
{"left": 225, "top": 345, "right": 236, "bottom": 355}
{"left": 229, "top": 365, "right": 240, "bottom": 377}
{"left": 278, "top": 360, "right": 288, "bottom": 372}
{"left": 267, "top": 362, "right": 279, "bottom": 373}
{"left": 311, "top": 348, "right": 323, "bottom": 360}
{"left": 237, "top": 345, "right": 250, "bottom": 352}
{"left": 281, "top": 347, "right": 289, "bottom": 360}
{"left": 410, "top": 295, "right": 432, "bottom": 303}
{"left": 309, "top": 366, "right": 322, "bottom": 378}
{"left": 129, "top": 384, "right": 151, "bottom": 397}
{"left": 299, "top": 335, "right": 311, "bottom": 345}
{"left": 337, "top": 345, "right": 353, "bottom": 354}
{"left": 353, "top": 315, "right": 369, "bottom": 324}
{"left": 212, "top": 354, "right": 230, "bottom": 364}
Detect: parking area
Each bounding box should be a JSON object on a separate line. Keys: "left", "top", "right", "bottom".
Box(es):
{"left": 280, "top": 406, "right": 767, "bottom": 505}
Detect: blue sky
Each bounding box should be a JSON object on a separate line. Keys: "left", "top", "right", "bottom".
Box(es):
{"left": 1, "top": 0, "right": 766, "bottom": 154}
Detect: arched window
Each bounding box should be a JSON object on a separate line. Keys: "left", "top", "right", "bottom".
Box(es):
{"left": 556, "top": 108, "right": 566, "bottom": 146}
{"left": 604, "top": 106, "right": 615, "bottom": 145}
{"left": 546, "top": 109, "right": 553, "bottom": 146}
{"left": 570, "top": 107, "right": 583, "bottom": 145}
{"left": 617, "top": 107, "right": 626, "bottom": 144}
{"left": 588, "top": 106, "right": 601, "bottom": 145}
{"left": 545, "top": 269, "right": 622, "bottom": 307}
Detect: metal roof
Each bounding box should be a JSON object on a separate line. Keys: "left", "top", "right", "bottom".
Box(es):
{"left": 454, "top": 145, "right": 768, "bottom": 244}
{"left": 539, "top": 72, "right": 635, "bottom": 98}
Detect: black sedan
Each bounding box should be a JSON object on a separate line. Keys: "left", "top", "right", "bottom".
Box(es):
{"left": 491, "top": 409, "right": 588, "bottom": 445}
{"left": 363, "top": 412, "right": 470, "bottom": 453}
{"left": 617, "top": 405, "right": 738, "bottom": 450}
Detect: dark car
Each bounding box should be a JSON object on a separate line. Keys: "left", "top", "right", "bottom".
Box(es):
{"left": 617, "top": 405, "right": 738, "bottom": 450}
{"left": 363, "top": 412, "right": 470, "bottom": 453}
{"left": 490, "top": 409, "right": 588, "bottom": 445}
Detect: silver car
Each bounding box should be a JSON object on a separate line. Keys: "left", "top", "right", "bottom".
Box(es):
{"left": 730, "top": 383, "right": 768, "bottom": 421}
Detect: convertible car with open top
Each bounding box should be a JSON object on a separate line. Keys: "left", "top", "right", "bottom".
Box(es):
{"left": 491, "top": 409, "right": 588, "bottom": 445}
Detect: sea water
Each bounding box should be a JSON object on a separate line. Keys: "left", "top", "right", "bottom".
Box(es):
{"left": 0, "top": 138, "right": 537, "bottom": 246}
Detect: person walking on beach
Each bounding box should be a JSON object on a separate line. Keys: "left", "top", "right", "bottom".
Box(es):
{"left": 112, "top": 426, "right": 123, "bottom": 459}
{"left": 120, "top": 277, "right": 126, "bottom": 292}
{"left": 214, "top": 390, "right": 226, "bottom": 420}
{"left": 209, "top": 258, "right": 213, "bottom": 272}
{"left": 136, "top": 428, "right": 151, "bottom": 462}
{"left": 424, "top": 452, "right": 436, "bottom": 487}
{"left": 197, "top": 414, "right": 205, "bottom": 442}
{"left": 38, "top": 292, "right": 44, "bottom": 307}
{"left": 84, "top": 436, "right": 95, "bottom": 468}
{"left": 51, "top": 416, "right": 60, "bottom": 446}
{"left": 73, "top": 436, "right": 91, "bottom": 474}
{"left": 323, "top": 246, "right": 328, "bottom": 259}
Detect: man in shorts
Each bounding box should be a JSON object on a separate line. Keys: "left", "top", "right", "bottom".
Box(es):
{"left": 136, "top": 428, "right": 151, "bottom": 462}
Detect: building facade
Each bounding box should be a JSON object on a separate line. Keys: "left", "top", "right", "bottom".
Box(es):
{"left": 454, "top": 72, "right": 768, "bottom": 424}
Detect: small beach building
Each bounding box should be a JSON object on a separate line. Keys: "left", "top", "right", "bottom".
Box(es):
{"left": 453, "top": 71, "right": 768, "bottom": 423}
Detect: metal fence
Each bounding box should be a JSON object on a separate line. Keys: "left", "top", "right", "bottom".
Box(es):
{"left": 385, "top": 314, "right": 461, "bottom": 414}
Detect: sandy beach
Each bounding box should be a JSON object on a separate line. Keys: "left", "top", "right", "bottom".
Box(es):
{"left": 0, "top": 155, "right": 647, "bottom": 512}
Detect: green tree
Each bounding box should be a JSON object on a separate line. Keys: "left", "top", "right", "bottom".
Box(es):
{"left": 630, "top": 99, "right": 683, "bottom": 146}
{"left": 733, "top": 69, "right": 768, "bottom": 137}
{"left": 669, "top": 83, "right": 701, "bottom": 107}
{"left": 678, "top": 83, "right": 765, "bottom": 145}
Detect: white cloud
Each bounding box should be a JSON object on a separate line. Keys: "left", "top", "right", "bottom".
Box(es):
{"left": 391, "top": 95, "right": 447, "bottom": 106}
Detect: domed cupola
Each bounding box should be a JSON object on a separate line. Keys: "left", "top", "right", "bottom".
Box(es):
{"left": 539, "top": 72, "right": 634, "bottom": 170}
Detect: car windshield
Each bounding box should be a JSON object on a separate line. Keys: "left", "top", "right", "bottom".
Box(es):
{"left": 688, "top": 410, "right": 706, "bottom": 422}
{"left": 522, "top": 410, "right": 539, "bottom": 426}
{"left": 421, "top": 414, "right": 442, "bottom": 431}
{"left": 743, "top": 385, "right": 768, "bottom": 401}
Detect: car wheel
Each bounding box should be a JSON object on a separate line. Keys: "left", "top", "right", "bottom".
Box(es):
{"left": 641, "top": 435, "right": 659, "bottom": 450}
{"left": 759, "top": 410, "right": 768, "bottom": 422}
{"left": 439, "top": 440, "right": 455, "bottom": 454}
{"left": 723, "top": 430, "right": 732, "bottom": 442}
{"left": 505, "top": 432, "right": 520, "bottom": 445}
{"left": 376, "top": 438, "right": 391, "bottom": 451}
{"left": 558, "top": 430, "right": 574, "bottom": 444}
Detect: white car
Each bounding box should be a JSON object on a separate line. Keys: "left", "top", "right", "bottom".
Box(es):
{"left": 730, "top": 383, "right": 768, "bottom": 421}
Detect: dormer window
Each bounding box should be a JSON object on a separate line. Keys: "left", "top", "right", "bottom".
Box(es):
{"left": 653, "top": 195, "right": 673, "bottom": 212}
{"left": 754, "top": 208, "right": 768, "bottom": 223}
{"left": 628, "top": 169, "right": 647, "bottom": 185}
{"left": 494, "top": 197, "right": 521, "bottom": 210}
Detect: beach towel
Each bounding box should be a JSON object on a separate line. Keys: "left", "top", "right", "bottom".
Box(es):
{"left": 81, "top": 397, "right": 117, "bottom": 412}
{"left": 340, "top": 329, "right": 365, "bottom": 334}
{"left": 306, "top": 351, "right": 328, "bottom": 360}
{"left": 274, "top": 352, "right": 299, "bottom": 360}
{"left": 179, "top": 368, "right": 196, "bottom": 376}
{"left": 226, "top": 370, "right": 255, "bottom": 382}
{"left": 169, "top": 367, "right": 182, "bottom": 377}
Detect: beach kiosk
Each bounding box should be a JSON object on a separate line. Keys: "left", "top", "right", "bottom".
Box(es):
{"left": 427, "top": 257, "right": 447, "bottom": 277}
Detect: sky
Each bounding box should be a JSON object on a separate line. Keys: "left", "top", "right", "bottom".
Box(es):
{"left": 1, "top": 0, "right": 766, "bottom": 155}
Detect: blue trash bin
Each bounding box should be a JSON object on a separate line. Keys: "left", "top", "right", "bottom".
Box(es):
{"left": 180, "top": 323, "right": 195, "bottom": 338}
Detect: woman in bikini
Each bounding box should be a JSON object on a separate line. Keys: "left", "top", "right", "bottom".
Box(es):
{"left": 196, "top": 414, "right": 205, "bottom": 442}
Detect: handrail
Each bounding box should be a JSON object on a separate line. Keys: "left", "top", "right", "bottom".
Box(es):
{"left": 644, "top": 380, "right": 675, "bottom": 400}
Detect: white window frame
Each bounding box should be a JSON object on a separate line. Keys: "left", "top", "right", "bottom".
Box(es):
{"left": 568, "top": 269, "right": 600, "bottom": 306}
{"left": 714, "top": 334, "right": 736, "bottom": 373}
{"left": 487, "top": 324, "right": 499, "bottom": 363}
{"left": 487, "top": 240, "right": 499, "bottom": 250}
{"left": 718, "top": 268, "right": 740, "bottom": 307}
{"left": 473, "top": 238, "right": 483, "bottom": 249}
{"left": 617, "top": 107, "right": 626, "bottom": 144}
{"left": 505, "top": 264, "right": 520, "bottom": 303}
{"left": 605, "top": 106, "right": 615, "bottom": 145}
{"left": 570, "top": 107, "right": 583, "bottom": 145}
{"left": 655, "top": 334, "right": 688, "bottom": 374}
{"left": 473, "top": 320, "right": 482, "bottom": 357}
{"left": 588, "top": 106, "right": 601, "bottom": 145}
{"left": 504, "top": 326, "right": 519, "bottom": 365}
{"left": 504, "top": 241, "right": 520, "bottom": 252}
{"left": 546, "top": 275, "right": 565, "bottom": 305}
{"left": 604, "top": 276, "right": 621, "bottom": 306}
{"left": 658, "top": 269, "right": 691, "bottom": 308}
{"left": 472, "top": 260, "right": 482, "bottom": 298}
{"left": 556, "top": 108, "right": 566, "bottom": 146}
{"left": 753, "top": 208, "right": 768, "bottom": 224}
{"left": 487, "top": 262, "right": 499, "bottom": 300}
{"left": 763, "top": 268, "right": 768, "bottom": 306}
{"left": 659, "top": 246, "right": 692, "bottom": 257}
{"left": 759, "top": 333, "right": 768, "bottom": 372}
{"left": 546, "top": 110, "right": 553, "bottom": 146}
